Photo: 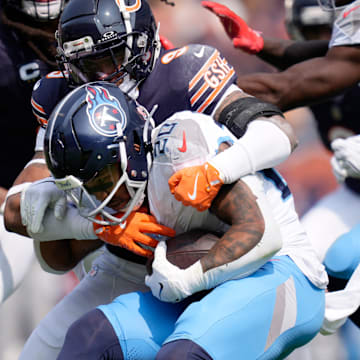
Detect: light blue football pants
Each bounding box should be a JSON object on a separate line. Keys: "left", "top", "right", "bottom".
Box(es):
{"left": 98, "top": 255, "right": 325, "bottom": 360}
{"left": 324, "top": 223, "right": 360, "bottom": 279}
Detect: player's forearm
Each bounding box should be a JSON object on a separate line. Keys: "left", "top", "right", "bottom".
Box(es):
{"left": 39, "top": 239, "right": 103, "bottom": 272}
{"left": 258, "top": 38, "right": 329, "bottom": 70}
{"left": 201, "top": 223, "right": 263, "bottom": 272}
{"left": 238, "top": 53, "right": 360, "bottom": 112}
{"left": 4, "top": 152, "right": 49, "bottom": 235}
{"left": 199, "top": 181, "right": 282, "bottom": 289}
{"left": 203, "top": 181, "right": 264, "bottom": 272}
{"left": 4, "top": 194, "right": 28, "bottom": 236}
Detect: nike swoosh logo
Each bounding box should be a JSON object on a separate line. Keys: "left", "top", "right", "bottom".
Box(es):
{"left": 194, "top": 46, "right": 205, "bottom": 58}
{"left": 158, "top": 282, "right": 164, "bottom": 299}
{"left": 343, "top": 4, "right": 360, "bottom": 18}
{"left": 178, "top": 131, "right": 187, "bottom": 152}
{"left": 188, "top": 172, "right": 200, "bottom": 201}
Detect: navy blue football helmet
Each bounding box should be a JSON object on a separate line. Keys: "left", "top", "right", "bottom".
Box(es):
{"left": 285, "top": 0, "right": 334, "bottom": 40}
{"left": 3, "top": 0, "right": 66, "bottom": 21}
{"left": 44, "top": 81, "right": 154, "bottom": 225}
{"left": 56, "top": 0, "right": 160, "bottom": 86}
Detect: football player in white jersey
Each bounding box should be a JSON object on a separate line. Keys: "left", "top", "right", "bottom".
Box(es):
{"left": 202, "top": 0, "right": 360, "bottom": 344}
{"left": 40, "top": 82, "right": 327, "bottom": 359}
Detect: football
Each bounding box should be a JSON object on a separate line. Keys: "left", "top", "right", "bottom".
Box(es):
{"left": 147, "top": 229, "right": 221, "bottom": 274}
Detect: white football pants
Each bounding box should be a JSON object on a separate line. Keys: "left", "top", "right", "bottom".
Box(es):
{"left": 0, "top": 214, "right": 34, "bottom": 302}
{"left": 19, "top": 248, "right": 148, "bottom": 360}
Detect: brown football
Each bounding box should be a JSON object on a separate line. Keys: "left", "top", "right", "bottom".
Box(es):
{"left": 147, "top": 229, "right": 221, "bottom": 274}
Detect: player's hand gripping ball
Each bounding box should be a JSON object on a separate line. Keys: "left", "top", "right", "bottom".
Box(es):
{"left": 146, "top": 229, "right": 220, "bottom": 303}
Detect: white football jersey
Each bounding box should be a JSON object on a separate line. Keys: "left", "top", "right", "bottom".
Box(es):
{"left": 330, "top": 0, "right": 360, "bottom": 47}
{"left": 148, "top": 111, "right": 328, "bottom": 289}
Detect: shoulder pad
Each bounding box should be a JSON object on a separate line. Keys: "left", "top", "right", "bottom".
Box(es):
{"left": 31, "top": 73, "right": 70, "bottom": 128}
{"left": 140, "top": 44, "right": 237, "bottom": 123}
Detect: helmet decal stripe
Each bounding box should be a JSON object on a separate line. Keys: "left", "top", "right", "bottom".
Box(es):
{"left": 115, "top": 0, "right": 142, "bottom": 13}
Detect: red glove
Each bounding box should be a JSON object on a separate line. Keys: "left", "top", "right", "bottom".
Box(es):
{"left": 168, "top": 162, "right": 223, "bottom": 212}
{"left": 160, "top": 35, "right": 175, "bottom": 50}
{"left": 202, "top": 1, "right": 264, "bottom": 54}
{"left": 93, "top": 212, "right": 176, "bottom": 258}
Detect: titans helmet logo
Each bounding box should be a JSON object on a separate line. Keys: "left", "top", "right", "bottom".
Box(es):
{"left": 86, "top": 85, "right": 127, "bottom": 137}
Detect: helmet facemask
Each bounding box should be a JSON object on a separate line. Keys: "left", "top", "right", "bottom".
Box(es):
{"left": 56, "top": 0, "right": 160, "bottom": 87}
{"left": 55, "top": 158, "right": 148, "bottom": 227}
{"left": 58, "top": 32, "right": 156, "bottom": 85}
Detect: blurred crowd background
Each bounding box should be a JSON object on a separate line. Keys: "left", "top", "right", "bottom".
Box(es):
{"left": 0, "top": 0, "right": 356, "bottom": 359}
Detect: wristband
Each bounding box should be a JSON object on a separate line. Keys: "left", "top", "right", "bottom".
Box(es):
{"left": 218, "top": 96, "right": 284, "bottom": 138}
{"left": 24, "top": 158, "right": 46, "bottom": 168}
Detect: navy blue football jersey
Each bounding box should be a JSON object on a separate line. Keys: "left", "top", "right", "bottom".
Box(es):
{"left": 31, "top": 44, "right": 237, "bottom": 128}
{"left": 310, "top": 85, "right": 360, "bottom": 150}
{"left": 0, "top": 20, "right": 53, "bottom": 188}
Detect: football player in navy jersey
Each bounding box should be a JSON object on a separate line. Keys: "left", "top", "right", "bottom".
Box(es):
{"left": 202, "top": 0, "right": 360, "bottom": 338}
{"left": 0, "top": 0, "right": 66, "bottom": 302}
{"left": 2, "top": 1, "right": 301, "bottom": 358}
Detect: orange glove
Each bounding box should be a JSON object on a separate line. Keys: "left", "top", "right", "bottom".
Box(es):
{"left": 202, "top": 1, "right": 264, "bottom": 54}
{"left": 160, "top": 35, "right": 175, "bottom": 50}
{"left": 93, "top": 212, "right": 176, "bottom": 258}
{"left": 168, "top": 162, "right": 223, "bottom": 212}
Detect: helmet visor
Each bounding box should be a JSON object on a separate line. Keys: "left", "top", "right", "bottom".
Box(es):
{"left": 69, "top": 45, "right": 126, "bottom": 83}
{"left": 55, "top": 158, "right": 146, "bottom": 226}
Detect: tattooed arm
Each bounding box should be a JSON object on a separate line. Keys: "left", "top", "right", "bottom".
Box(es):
{"left": 201, "top": 180, "right": 265, "bottom": 272}
{"left": 188, "top": 176, "right": 283, "bottom": 293}
{"left": 145, "top": 176, "right": 282, "bottom": 303}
